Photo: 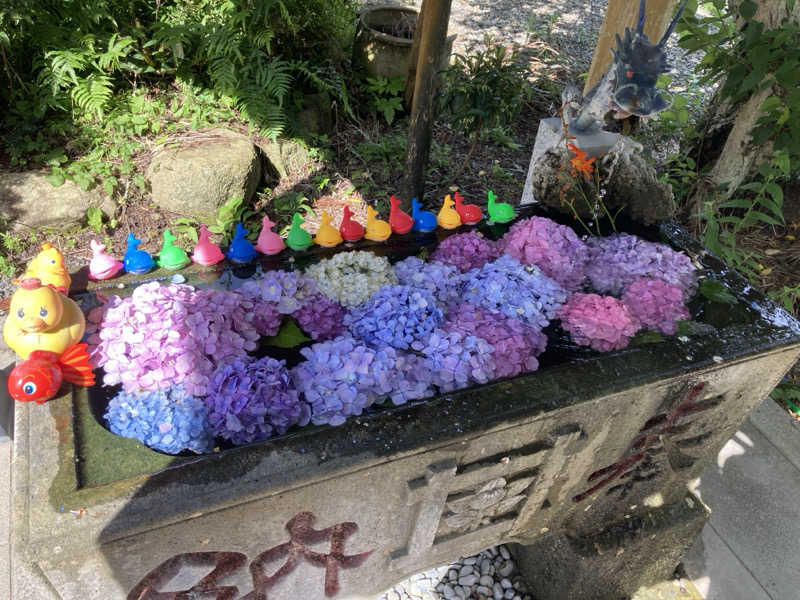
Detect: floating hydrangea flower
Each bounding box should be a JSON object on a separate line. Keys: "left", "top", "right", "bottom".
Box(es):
{"left": 586, "top": 233, "right": 697, "bottom": 296}
{"left": 444, "top": 302, "right": 546, "bottom": 379}
{"left": 557, "top": 293, "right": 640, "bottom": 352}
{"left": 345, "top": 285, "right": 444, "bottom": 350}
{"left": 239, "top": 270, "right": 318, "bottom": 314}
{"left": 86, "top": 282, "right": 259, "bottom": 396}
{"left": 205, "top": 356, "right": 309, "bottom": 445}
{"left": 621, "top": 277, "right": 689, "bottom": 335}
{"left": 291, "top": 336, "right": 398, "bottom": 425}
{"left": 305, "top": 251, "right": 397, "bottom": 307}
{"left": 461, "top": 255, "right": 568, "bottom": 328}
{"left": 393, "top": 256, "right": 463, "bottom": 306}
{"left": 502, "top": 216, "right": 589, "bottom": 291}
{"left": 390, "top": 351, "right": 437, "bottom": 404}
{"left": 292, "top": 292, "right": 346, "bottom": 340}
{"left": 411, "top": 329, "right": 496, "bottom": 393}
{"left": 431, "top": 231, "right": 499, "bottom": 273}
{"left": 104, "top": 385, "right": 214, "bottom": 454}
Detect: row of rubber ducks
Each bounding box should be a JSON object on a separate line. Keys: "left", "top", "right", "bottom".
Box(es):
{"left": 86, "top": 191, "right": 517, "bottom": 280}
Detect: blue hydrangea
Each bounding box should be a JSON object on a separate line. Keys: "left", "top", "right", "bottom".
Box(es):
{"left": 461, "top": 255, "right": 568, "bottom": 328}
{"left": 393, "top": 257, "right": 463, "bottom": 306}
{"left": 390, "top": 351, "right": 437, "bottom": 405}
{"left": 411, "top": 329, "right": 496, "bottom": 393}
{"left": 104, "top": 385, "right": 214, "bottom": 454}
{"left": 344, "top": 285, "right": 444, "bottom": 350}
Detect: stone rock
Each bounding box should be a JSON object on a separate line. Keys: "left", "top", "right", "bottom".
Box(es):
{"left": 258, "top": 138, "right": 314, "bottom": 181}
{"left": 146, "top": 128, "right": 261, "bottom": 220}
{"left": 0, "top": 171, "right": 116, "bottom": 231}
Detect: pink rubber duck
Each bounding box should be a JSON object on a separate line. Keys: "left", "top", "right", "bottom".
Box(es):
{"left": 254, "top": 215, "right": 285, "bottom": 255}
{"left": 88, "top": 239, "right": 124, "bottom": 281}
{"left": 191, "top": 225, "right": 225, "bottom": 266}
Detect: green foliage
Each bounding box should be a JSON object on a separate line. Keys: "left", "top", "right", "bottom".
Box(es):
{"left": 698, "top": 279, "right": 738, "bottom": 305}
{"left": 172, "top": 217, "right": 200, "bottom": 245}
{"left": 770, "top": 381, "right": 800, "bottom": 416}
{"left": 769, "top": 283, "right": 800, "bottom": 313}
{"left": 364, "top": 76, "right": 405, "bottom": 125}
{"left": 269, "top": 191, "right": 315, "bottom": 234}
{"left": 207, "top": 196, "right": 256, "bottom": 244}
{"left": 86, "top": 206, "right": 104, "bottom": 233}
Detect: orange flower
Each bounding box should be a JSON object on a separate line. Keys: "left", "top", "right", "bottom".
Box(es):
{"left": 567, "top": 142, "right": 595, "bottom": 179}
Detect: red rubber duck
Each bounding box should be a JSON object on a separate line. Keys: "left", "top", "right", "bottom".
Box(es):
{"left": 340, "top": 206, "right": 365, "bottom": 242}
{"left": 389, "top": 195, "right": 414, "bottom": 235}
{"left": 454, "top": 191, "right": 483, "bottom": 226}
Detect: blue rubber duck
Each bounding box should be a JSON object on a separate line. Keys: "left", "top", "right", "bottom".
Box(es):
{"left": 226, "top": 223, "right": 257, "bottom": 263}
{"left": 123, "top": 233, "right": 155, "bottom": 274}
{"left": 410, "top": 198, "right": 437, "bottom": 233}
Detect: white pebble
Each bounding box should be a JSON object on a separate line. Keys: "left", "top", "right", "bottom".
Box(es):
{"left": 504, "top": 589, "right": 516, "bottom": 599}
{"left": 494, "top": 582, "right": 505, "bottom": 599}
{"left": 455, "top": 585, "right": 467, "bottom": 599}
{"left": 477, "top": 585, "right": 493, "bottom": 596}
{"left": 459, "top": 574, "right": 479, "bottom": 587}
{"left": 480, "top": 575, "right": 494, "bottom": 587}
{"left": 498, "top": 561, "right": 514, "bottom": 577}
{"left": 499, "top": 546, "right": 511, "bottom": 560}
{"left": 459, "top": 565, "right": 474, "bottom": 577}
{"left": 501, "top": 578, "right": 512, "bottom": 589}
{"left": 443, "top": 584, "right": 455, "bottom": 599}
{"left": 449, "top": 569, "right": 458, "bottom": 581}
{"left": 463, "top": 556, "right": 478, "bottom": 565}
{"left": 480, "top": 559, "right": 491, "bottom": 574}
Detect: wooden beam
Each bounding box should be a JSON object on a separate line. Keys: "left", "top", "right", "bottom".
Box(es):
{"left": 399, "top": 0, "right": 453, "bottom": 209}
{"left": 583, "top": 0, "right": 679, "bottom": 95}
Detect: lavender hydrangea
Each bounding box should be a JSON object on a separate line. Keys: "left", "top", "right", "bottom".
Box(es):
{"left": 461, "top": 255, "right": 568, "bottom": 329}
{"left": 239, "top": 269, "right": 318, "bottom": 314}
{"left": 621, "top": 277, "right": 689, "bottom": 335}
{"left": 305, "top": 251, "right": 397, "bottom": 307}
{"left": 586, "top": 233, "right": 698, "bottom": 296}
{"left": 431, "top": 231, "right": 499, "bottom": 273}
{"left": 205, "top": 356, "right": 309, "bottom": 445}
{"left": 411, "top": 329, "right": 496, "bottom": 393}
{"left": 502, "top": 216, "right": 589, "bottom": 291}
{"left": 291, "top": 336, "right": 399, "bottom": 425}
{"left": 393, "top": 256, "right": 463, "bottom": 306}
{"left": 558, "top": 293, "right": 640, "bottom": 352}
{"left": 444, "top": 302, "right": 546, "bottom": 379}
{"left": 104, "top": 385, "right": 214, "bottom": 454}
{"left": 390, "top": 351, "right": 437, "bottom": 405}
{"left": 345, "top": 285, "right": 443, "bottom": 350}
{"left": 292, "top": 292, "right": 346, "bottom": 340}
{"left": 86, "top": 282, "right": 259, "bottom": 396}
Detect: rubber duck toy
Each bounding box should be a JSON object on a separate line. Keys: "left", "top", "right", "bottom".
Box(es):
{"left": 364, "top": 206, "right": 392, "bottom": 242}
{"left": 3, "top": 278, "right": 86, "bottom": 359}
{"left": 454, "top": 191, "right": 483, "bottom": 226}
{"left": 7, "top": 343, "right": 95, "bottom": 404}
{"left": 88, "top": 239, "right": 123, "bottom": 281}
{"left": 314, "top": 211, "right": 343, "bottom": 248}
{"left": 19, "top": 243, "right": 71, "bottom": 294}
{"left": 286, "top": 213, "right": 314, "bottom": 252}
{"left": 226, "top": 223, "right": 257, "bottom": 263}
{"left": 437, "top": 194, "right": 462, "bottom": 230}
{"left": 123, "top": 233, "right": 155, "bottom": 274}
{"left": 191, "top": 225, "right": 225, "bottom": 266}
{"left": 254, "top": 215, "right": 285, "bottom": 255}
{"left": 411, "top": 198, "right": 437, "bottom": 233}
{"left": 340, "top": 206, "right": 365, "bottom": 243}
{"left": 156, "top": 229, "right": 190, "bottom": 270}
{"left": 487, "top": 190, "right": 515, "bottom": 223}
{"left": 389, "top": 195, "right": 414, "bottom": 235}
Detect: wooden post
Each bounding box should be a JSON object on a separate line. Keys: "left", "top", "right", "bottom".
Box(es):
{"left": 399, "top": 0, "right": 453, "bottom": 209}
{"left": 583, "top": 0, "right": 679, "bottom": 95}
{"left": 404, "top": 0, "right": 426, "bottom": 108}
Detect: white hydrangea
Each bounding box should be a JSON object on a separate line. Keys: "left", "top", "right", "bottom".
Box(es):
{"left": 305, "top": 251, "right": 397, "bottom": 307}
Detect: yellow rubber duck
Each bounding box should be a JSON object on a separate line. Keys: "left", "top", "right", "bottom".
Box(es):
{"left": 314, "top": 211, "right": 343, "bottom": 248}
{"left": 437, "top": 194, "right": 462, "bottom": 230}
{"left": 3, "top": 278, "right": 86, "bottom": 359}
{"left": 20, "top": 243, "right": 71, "bottom": 294}
{"left": 364, "top": 206, "right": 392, "bottom": 242}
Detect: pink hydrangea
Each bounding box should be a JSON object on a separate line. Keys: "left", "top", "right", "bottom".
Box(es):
{"left": 621, "top": 277, "right": 689, "bottom": 335}
{"left": 502, "top": 216, "right": 589, "bottom": 291}
{"left": 557, "top": 293, "right": 640, "bottom": 352}
{"left": 431, "top": 231, "right": 500, "bottom": 272}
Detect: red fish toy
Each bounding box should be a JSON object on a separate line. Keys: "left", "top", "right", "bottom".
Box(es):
{"left": 7, "top": 343, "right": 95, "bottom": 404}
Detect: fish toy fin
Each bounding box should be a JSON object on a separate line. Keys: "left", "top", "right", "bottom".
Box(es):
{"left": 58, "top": 343, "right": 96, "bottom": 387}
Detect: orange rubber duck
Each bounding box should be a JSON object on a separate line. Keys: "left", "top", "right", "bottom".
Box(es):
{"left": 19, "top": 243, "right": 71, "bottom": 294}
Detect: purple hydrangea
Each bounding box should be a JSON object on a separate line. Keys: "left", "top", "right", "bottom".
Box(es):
{"left": 239, "top": 269, "right": 318, "bottom": 314}
{"left": 86, "top": 282, "right": 259, "bottom": 396}
{"left": 344, "top": 285, "right": 444, "bottom": 350}
{"left": 104, "top": 385, "right": 214, "bottom": 454}
{"left": 393, "top": 256, "right": 463, "bottom": 306}
{"left": 557, "top": 293, "right": 640, "bottom": 352}
{"left": 585, "top": 233, "right": 698, "bottom": 296}
{"left": 411, "top": 329, "right": 496, "bottom": 393}
{"left": 502, "top": 216, "right": 589, "bottom": 291}
{"left": 461, "top": 255, "right": 568, "bottom": 329}
{"left": 444, "top": 302, "right": 546, "bottom": 379}
{"left": 431, "top": 231, "right": 500, "bottom": 273}
{"left": 205, "top": 356, "right": 309, "bottom": 445}
{"left": 390, "top": 351, "right": 437, "bottom": 405}
{"left": 292, "top": 292, "right": 346, "bottom": 340}
{"left": 621, "top": 277, "right": 689, "bottom": 335}
{"left": 290, "top": 336, "right": 399, "bottom": 426}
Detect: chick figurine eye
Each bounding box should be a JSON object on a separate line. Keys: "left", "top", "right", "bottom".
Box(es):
{"left": 51, "top": 259, "right": 57, "bottom": 264}
{"left": 40, "top": 307, "right": 49, "bottom": 318}
{"left": 23, "top": 382, "right": 37, "bottom": 395}
{"left": 17, "top": 308, "right": 24, "bottom": 319}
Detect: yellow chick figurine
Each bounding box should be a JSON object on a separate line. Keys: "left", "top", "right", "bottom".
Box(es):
{"left": 20, "top": 243, "right": 71, "bottom": 294}
{"left": 3, "top": 278, "right": 86, "bottom": 359}
{"left": 364, "top": 205, "right": 392, "bottom": 242}
{"left": 437, "top": 194, "right": 462, "bottom": 230}
{"left": 314, "top": 211, "right": 343, "bottom": 248}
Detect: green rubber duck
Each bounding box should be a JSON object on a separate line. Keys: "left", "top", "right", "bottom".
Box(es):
{"left": 156, "top": 228, "right": 190, "bottom": 270}
{"left": 286, "top": 213, "right": 313, "bottom": 251}
{"left": 487, "top": 190, "right": 515, "bottom": 223}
